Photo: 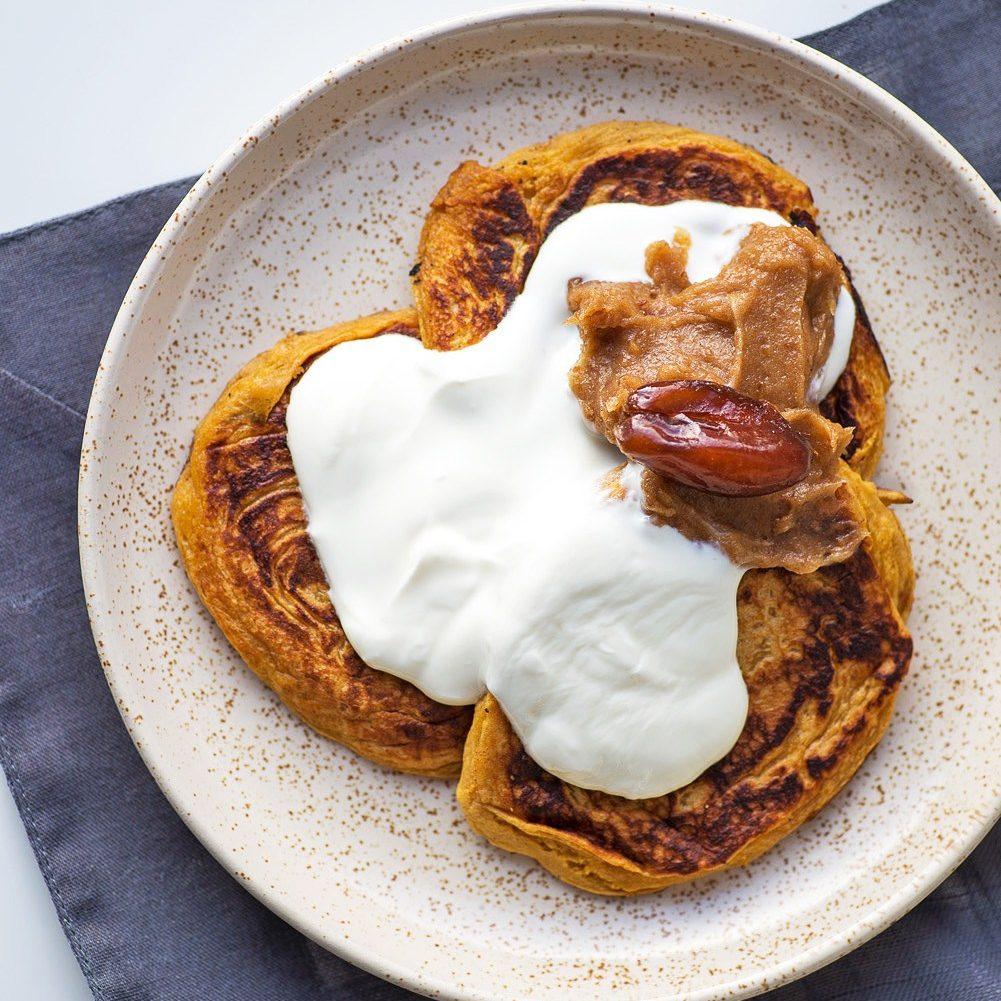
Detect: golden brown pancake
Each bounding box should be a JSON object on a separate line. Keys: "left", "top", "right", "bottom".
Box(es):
{"left": 173, "top": 123, "right": 912, "bottom": 890}
{"left": 456, "top": 471, "right": 912, "bottom": 894}
{"left": 413, "top": 121, "right": 888, "bottom": 477}
{"left": 413, "top": 122, "right": 913, "bottom": 892}
{"left": 172, "top": 311, "right": 472, "bottom": 777}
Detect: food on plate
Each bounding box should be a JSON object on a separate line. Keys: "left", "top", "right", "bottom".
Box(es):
{"left": 172, "top": 311, "right": 472, "bottom": 777}
{"left": 173, "top": 122, "right": 913, "bottom": 894}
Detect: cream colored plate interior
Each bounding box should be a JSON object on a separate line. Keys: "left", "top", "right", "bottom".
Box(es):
{"left": 79, "top": 5, "right": 1001, "bottom": 999}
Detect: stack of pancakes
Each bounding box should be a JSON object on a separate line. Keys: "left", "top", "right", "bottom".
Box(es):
{"left": 172, "top": 122, "right": 913, "bottom": 894}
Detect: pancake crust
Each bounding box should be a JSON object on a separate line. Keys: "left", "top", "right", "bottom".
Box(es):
{"left": 413, "top": 122, "right": 913, "bottom": 892}
{"left": 172, "top": 310, "right": 472, "bottom": 777}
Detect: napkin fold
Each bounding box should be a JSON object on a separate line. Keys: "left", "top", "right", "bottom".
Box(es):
{"left": 0, "top": 0, "right": 998, "bottom": 998}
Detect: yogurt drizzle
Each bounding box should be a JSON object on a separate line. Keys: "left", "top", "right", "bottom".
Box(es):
{"left": 286, "top": 201, "right": 855, "bottom": 799}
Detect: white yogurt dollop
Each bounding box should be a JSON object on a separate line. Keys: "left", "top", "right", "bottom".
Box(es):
{"left": 286, "top": 200, "right": 855, "bottom": 799}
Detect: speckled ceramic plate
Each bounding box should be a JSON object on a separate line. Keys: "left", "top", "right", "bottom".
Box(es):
{"left": 79, "top": 4, "right": 1001, "bottom": 999}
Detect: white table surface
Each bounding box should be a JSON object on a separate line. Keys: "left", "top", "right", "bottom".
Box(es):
{"left": 0, "top": 1, "right": 884, "bottom": 996}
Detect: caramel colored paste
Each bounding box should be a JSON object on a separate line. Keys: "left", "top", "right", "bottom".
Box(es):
{"left": 568, "top": 224, "right": 867, "bottom": 573}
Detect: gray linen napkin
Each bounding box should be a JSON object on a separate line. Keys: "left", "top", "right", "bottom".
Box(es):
{"left": 0, "top": 0, "right": 997, "bottom": 997}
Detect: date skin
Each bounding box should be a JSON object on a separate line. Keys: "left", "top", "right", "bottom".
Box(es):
{"left": 616, "top": 381, "right": 810, "bottom": 497}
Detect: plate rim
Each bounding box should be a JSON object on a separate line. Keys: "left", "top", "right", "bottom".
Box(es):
{"left": 78, "top": 3, "right": 1001, "bottom": 999}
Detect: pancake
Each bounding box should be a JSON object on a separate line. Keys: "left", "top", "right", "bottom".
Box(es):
{"left": 412, "top": 122, "right": 913, "bottom": 892}
{"left": 457, "top": 470, "right": 912, "bottom": 894}
{"left": 172, "top": 310, "right": 472, "bottom": 777}
{"left": 413, "top": 121, "right": 888, "bottom": 477}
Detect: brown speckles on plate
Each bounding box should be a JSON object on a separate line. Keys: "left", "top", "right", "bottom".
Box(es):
{"left": 78, "top": 6, "right": 1001, "bottom": 1001}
